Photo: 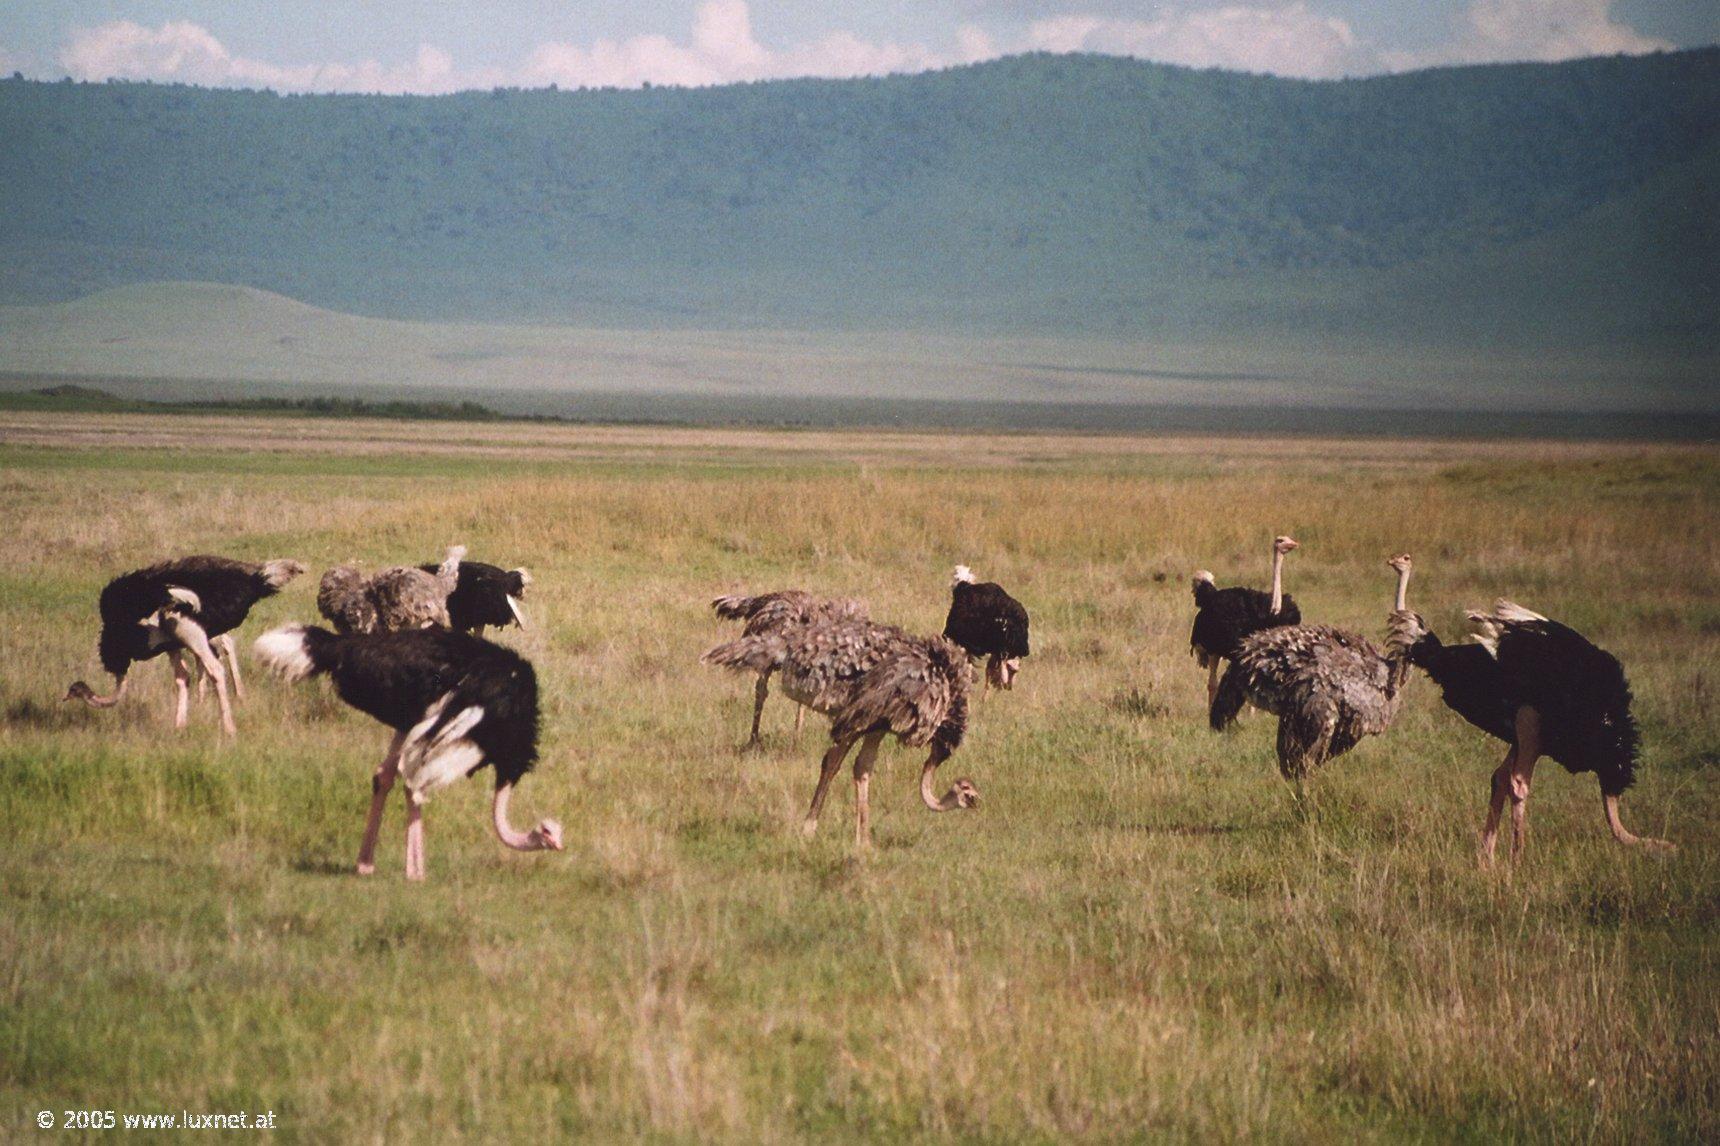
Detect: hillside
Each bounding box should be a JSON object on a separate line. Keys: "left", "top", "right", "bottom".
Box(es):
{"left": 1, "top": 50, "right": 1716, "bottom": 357}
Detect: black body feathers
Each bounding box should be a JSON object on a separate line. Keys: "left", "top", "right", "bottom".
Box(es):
{"left": 264, "top": 626, "right": 541, "bottom": 789}
{"left": 944, "top": 580, "right": 1030, "bottom": 659}
{"left": 94, "top": 555, "right": 301, "bottom": 677}
{"left": 1411, "top": 611, "right": 1640, "bottom": 794}
{"left": 1190, "top": 585, "right": 1301, "bottom": 666}
{"left": 418, "top": 560, "right": 529, "bottom": 633}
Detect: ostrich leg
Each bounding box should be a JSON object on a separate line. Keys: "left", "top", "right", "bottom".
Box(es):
{"left": 850, "top": 731, "right": 885, "bottom": 848}
{"left": 169, "top": 652, "right": 191, "bottom": 729}
{"left": 1479, "top": 745, "right": 1516, "bottom": 864}
{"left": 747, "top": 673, "right": 770, "bottom": 749}
{"left": 1206, "top": 660, "right": 1221, "bottom": 710}
{"left": 167, "top": 616, "right": 235, "bottom": 737}
{"left": 217, "top": 634, "right": 245, "bottom": 700}
{"left": 356, "top": 730, "right": 407, "bottom": 875}
{"left": 803, "top": 738, "right": 856, "bottom": 837}
{"left": 792, "top": 704, "right": 805, "bottom": 747}
{"left": 404, "top": 793, "right": 426, "bottom": 881}
{"left": 1507, "top": 707, "right": 1543, "bottom": 862}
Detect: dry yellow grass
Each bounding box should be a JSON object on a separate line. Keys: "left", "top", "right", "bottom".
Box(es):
{"left": 0, "top": 415, "right": 1715, "bottom": 1140}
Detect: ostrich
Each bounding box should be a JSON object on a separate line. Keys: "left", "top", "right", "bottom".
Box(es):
{"left": 418, "top": 558, "right": 532, "bottom": 637}
{"left": 1409, "top": 602, "right": 1673, "bottom": 861}
{"left": 943, "top": 566, "right": 1031, "bottom": 692}
{"left": 703, "top": 617, "right": 978, "bottom": 847}
{"left": 254, "top": 624, "right": 563, "bottom": 880}
{"left": 710, "top": 590, "right": 868, "bottom": 748}
{"left": 1210, "top": 554, "right": 1421, "bottom": 790}
{"left": 64, "top": 555, "right": 306, "bottom": 736}
{"left": 317, "top": 545, "right": 464, "bottom": 634}
{"left": 1191, "top": 535, "right": 1302, "bottom": 709}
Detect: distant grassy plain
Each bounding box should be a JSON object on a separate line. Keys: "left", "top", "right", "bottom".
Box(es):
{"left": 1, "top": 412, "right": 1715, "bottom": 1140}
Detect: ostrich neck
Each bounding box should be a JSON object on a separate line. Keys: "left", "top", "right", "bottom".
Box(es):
{"left": 919, "top": 753, "right": 960, "bottom": 811}
{"left": 491, "top": 784, "right": 538, "bottom": 850}
{"left": 1393, "top": 567, "right": 1411, "bottom": 612}
{"left": 1269, "top": 549, "right": 1285, "bottom": 614}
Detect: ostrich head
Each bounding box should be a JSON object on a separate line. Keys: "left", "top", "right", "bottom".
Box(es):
{"left": 1387, "top": 552, "right": 1413, "bottom": 610}
{"left": 530, "top": 817, "right": 564, "bottom": 851}
{"left": 64, "top": 680, "right": 94, "bottom": 703}
{"left": 949, "top": 778, "right": 980, "bottom": 809}
{"left": 951, "top": 565, "right": 976, "bottom": 588}
{"left": 1274, "top": 535, "right": 1299, "bottom": 554}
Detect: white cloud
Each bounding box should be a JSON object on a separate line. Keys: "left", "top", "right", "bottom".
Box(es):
{"left": 1388, "top": 0, "right": 1672, "bottom": 69}
{"left": 61, "top": 20, "right": 470, "bottom": 93}
{"left": 522, "top": 0, "right": 940, "bottom": 89}
{"left": 1024, "top": 4, "right": 1373, "bottom": 79}
{"left": 52, "top": 2, "right": 1672, "bottom": 94}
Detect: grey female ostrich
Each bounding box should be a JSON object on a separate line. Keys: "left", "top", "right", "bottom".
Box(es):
{"left": 318, "top": 545, "right": 464, "bottom": 634}
{"left": 65, "top": 555, "right": 306, "bottom": 736}
{"left": 703, "top": 617, "right": 977, "bottom": 847}
{"left": 1409, "top": 602, "right": 1672, "bottom": 861}
{"left": 1210, "top": 554, "right": 1422, "bottom": 789}
{"left": 710, "top": 590, "right": 868, "bottom": 748}
{"left": 255, "top": 624, "right": 563, "bottom": 880}
{"left": 1191, "top": 535, "right": 1301, "bottom": 708}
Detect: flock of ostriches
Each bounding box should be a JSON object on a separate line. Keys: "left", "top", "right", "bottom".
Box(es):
{"left": 63, "top": 538, "right": 1672, "bottom": 880}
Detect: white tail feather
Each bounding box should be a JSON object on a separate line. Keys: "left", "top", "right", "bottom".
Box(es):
{"left": 253, "top": 625, "right": 316, "bottom": 680}
{"left": 1490, "top": 599, "right": 1547, "bottom": 623}
{"left": 506, "top": 595, "right": 528, "bottom": 628}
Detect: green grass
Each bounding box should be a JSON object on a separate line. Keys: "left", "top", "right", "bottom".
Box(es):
{"left": 1, "top": 418, "right": 1715, "bottom": 1140}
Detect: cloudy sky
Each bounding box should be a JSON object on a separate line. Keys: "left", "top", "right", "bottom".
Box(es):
{"left": 0, "top": 1, "right": 1712, "bottom": 92}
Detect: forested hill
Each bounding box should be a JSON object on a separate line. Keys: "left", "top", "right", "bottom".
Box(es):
{"left": 1, "top": 50, "right": 1715, "bottom": 350}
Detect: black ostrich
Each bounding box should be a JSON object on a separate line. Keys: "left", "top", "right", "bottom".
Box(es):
{"left": 943, "top": 566, "right": 1031, "bottom": 691}
{"left": 1410, "top": 601, "right": 1673, "bottom": 862}
{"left": 1191, "top": 535, "right": 1301, "bottom": 708}
{"left": 254, "top": 625, "right": 563, "bottom": 880}
{"left": 65, "top": 555, "right": 307, "bottom": 736}
{"left": 417, "top": 559, "right": 532, "bottom": 636}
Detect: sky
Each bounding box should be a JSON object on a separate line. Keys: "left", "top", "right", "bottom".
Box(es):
{"left": 0, "top": 1, "right": 1713, "bottom": 92}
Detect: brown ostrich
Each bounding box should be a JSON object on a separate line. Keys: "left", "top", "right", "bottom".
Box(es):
{"left": 703, "top": 616, "right": 977, "bottom": 847}
{"left": 1210, "top": 554, "right": 1421, "bottom": 793}
{"left": 709, "top": 590, "right": 868, "bottom": 748}
{"left": 317, "top": 545, "right": 464, "bottom": 634}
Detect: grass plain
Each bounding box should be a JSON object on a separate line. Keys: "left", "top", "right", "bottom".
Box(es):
{"left": 0, "top": 412, "right": 1716, "bottom": 1141}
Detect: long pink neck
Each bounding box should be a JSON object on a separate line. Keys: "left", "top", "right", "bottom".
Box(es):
{"left": 1269, "top": 549, "right": 1286, "bottom": 614}
{"left": 491, "top": 784, "right": 538, "bottom": 851}
{"left": 919, "top": 753, "right": 961, "bottom": 811}
{"left": 1394, "top": 566, "right": 1411, "bottom": 612}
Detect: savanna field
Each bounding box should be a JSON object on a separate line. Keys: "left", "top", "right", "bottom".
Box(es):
{"left": 1, "top": 412, "right": 1715, "bottom": 1141}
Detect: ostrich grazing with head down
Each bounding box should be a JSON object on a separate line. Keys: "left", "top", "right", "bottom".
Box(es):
{"left": 1408, "top": 601, "right": 1672, "bottom": 861}
{"left": 255, "top": 624, "right": 563, "bottom": 880}
{"left": 65, "top": 555, "right": 306, "bottom": 736}
{"left": 943, "top": 566, "right": 1031, "bottom": 692}
{"left": 703, "top": 617, "right": 977, "bottom": 847}
{"left": 318, "top": 545, "right": 464, "bottom": 634}
{"left": 418, "top": 559, "right": 532, "bottom": 637}
{"left": 1210, "top": 554, "right": 1422, "bottom": 791}
{"left": 710, "top": 590, "right": 869, "bottom": 748}
{"left": 1191, "top": 535, "right": 1301, "bottom": 708}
